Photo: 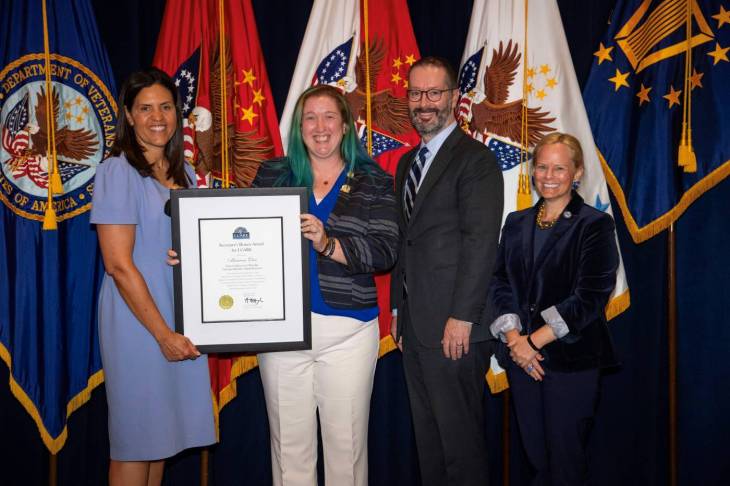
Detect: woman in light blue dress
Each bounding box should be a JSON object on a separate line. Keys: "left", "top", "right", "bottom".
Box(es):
{"left": 90, "top": 68, "right": 215, "bottom": 486}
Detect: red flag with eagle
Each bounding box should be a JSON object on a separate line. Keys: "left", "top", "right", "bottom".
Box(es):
{"left": 153, "top": 0, "right": 283, "bottom": 414}
{"left": 280, "top": 0, "right": 420, "bottom": 351}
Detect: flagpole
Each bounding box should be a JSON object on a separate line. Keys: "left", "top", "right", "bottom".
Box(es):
{"left": 502, "top": 389, "right": 510, "bottom": 486}
{"left": 363, "top": 0, "right": 373, "bottom": 156}
{"left": 667, "top": 222, "right": 677, "bottom": 486}
{"left": 200, "top": 448, "right": 209, "bottom": 486}
{"left": 49, "top": 452, "right": 57, "bottom": 486}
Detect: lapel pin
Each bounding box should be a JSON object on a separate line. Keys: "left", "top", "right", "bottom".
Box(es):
{"left": 563, "top": 210, "right": 572, "bottom": 219}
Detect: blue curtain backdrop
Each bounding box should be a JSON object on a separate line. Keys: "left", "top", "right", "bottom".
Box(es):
{"left": 2, "top": 1, "right": 729, "bottom": 485}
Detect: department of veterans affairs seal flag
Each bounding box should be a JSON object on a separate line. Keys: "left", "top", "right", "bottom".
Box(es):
{"left": 0, "top": 0, "right": 116, "bottom": 452}
{"left": 458, "top": 0, "right": 630, "bottom": 392}
{"left": 280, "top": 0, "right": 421, "bottom": 348}
{"left": 583, "top": 0, "right": 730, "bottom": 243}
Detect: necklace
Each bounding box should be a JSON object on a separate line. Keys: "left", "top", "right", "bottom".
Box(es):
{"left": 536, "top": 201, "right": 557, "bottom": 229}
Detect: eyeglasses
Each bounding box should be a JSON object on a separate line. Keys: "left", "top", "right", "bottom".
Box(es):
{"left": 406, "top": 88, "right": 456, "bottom": 102}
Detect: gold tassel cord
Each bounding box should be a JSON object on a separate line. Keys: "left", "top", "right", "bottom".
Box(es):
{"left": 218, "top": 0, "right": 230, "bottom": 188}
{"left": 516, "top": 0, "right": 532, "bottom": 210}
{"left": 678, "top": 0, "right": 697, "bottom": 172}
{"left": 41, "top": 0, "right": 58, "bottom": 230}
{"left": 363, "top": 0, "right": 373, "bottom": 156}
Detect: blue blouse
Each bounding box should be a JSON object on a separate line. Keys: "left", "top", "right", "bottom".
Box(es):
{"left": 309, "top": 169, "right": 379, "bottom": 322}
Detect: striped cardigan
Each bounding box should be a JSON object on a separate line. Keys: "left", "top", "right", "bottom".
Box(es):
{"left": 252, "top": 158, "right": 399, "bottom": 310}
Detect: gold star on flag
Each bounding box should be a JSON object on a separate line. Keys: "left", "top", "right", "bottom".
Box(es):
{"left": 75, "top": 96, "right": 83, "bottom": 105}
{"left": 663, "top": 85, "right": 681, "bottom": 108}
{"left": 593, "top": 43, "right": 614, "bottom": 65}
{"left": 546, "top": 78, "right": 558, "bottom": 89}
{"left": 393, "top": 57, "right": 403, "bottom": 69}
{"left": 536, "top": 89, "right": 547, "bottom": 100}
{"left": 540, "top": 64, "right": 550, "bottom": 75}
{"left": 82, "top": 106, "right": 90, "bottom": 114}
{"left": 405, "top": 54, "right": 416, "bottom": 66}
{"left": 526, "top": 67, "right": 536, "bottom": 78}
{"left": 242, "top": 68, "right": 256, "bottom": 87}
{"left": 609, "top": 69, "right": 630, "bottom": 91}
{"left": 252, "top": 88, "right": 265, "bottom": 106}
{"left": 391, "top": 72, "right": 402, "bottom": 84}
{"left": 689, "top": 69, "right": 704, "bottom": 90}
{"left": 65, "top": 112, "right": 73, "bottom": 120}
{"left": 402, "top": 79, "right": 408, "bottom": 88}
{"left": 64, "top": 100, "right": 72, "bottom": 109}
{"left": 712, "top": 5, "right": 730, "bottom": 28}
{"left": 636, "top": 84, "right": 652, "bottom": 105}
{"left": 526, "top": 82, "right": 534, "bottom": 94}
{"left": 75, "top": 115, "right": 84, "bottom": 124}
{"left": 708, "top": 43, "right": 730, "bottom": 65}
{"left": 240, "top": 105, "right": 258, "bottom": 125}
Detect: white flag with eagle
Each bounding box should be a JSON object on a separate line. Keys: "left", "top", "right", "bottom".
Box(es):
{"left": 458, "top": 0, "right": 630, "bottom": 393}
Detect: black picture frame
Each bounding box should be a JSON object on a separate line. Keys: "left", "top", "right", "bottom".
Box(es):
{"left": 171, "top": 187, "right": 311, "bottom": 353}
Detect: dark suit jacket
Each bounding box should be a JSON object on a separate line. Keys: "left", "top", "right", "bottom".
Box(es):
{"left": 490, "top": 192, "right": 619, "bottom": 371}
{"left": 390, "top": 126, "right": 503, "bottom": 348}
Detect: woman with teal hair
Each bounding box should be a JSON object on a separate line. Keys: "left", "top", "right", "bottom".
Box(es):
{"left": 253, "top": 84, "right": 399, "bottom": 486}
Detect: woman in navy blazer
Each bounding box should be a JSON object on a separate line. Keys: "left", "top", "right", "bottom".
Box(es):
{"left": 489, "top": 132, "right": 619, "bottom": 485}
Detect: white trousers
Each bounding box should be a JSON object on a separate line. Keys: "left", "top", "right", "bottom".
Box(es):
{"left": 257, "top": 313, "right": 379, "bottom": 486}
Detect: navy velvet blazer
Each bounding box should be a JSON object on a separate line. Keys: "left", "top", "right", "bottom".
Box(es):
{"left": 489, "top": 192, "right": 619, "bottom": 372}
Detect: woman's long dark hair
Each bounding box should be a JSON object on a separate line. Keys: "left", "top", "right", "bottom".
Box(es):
{"left": 110, "top": 67, "right": 188, "bottom": 187}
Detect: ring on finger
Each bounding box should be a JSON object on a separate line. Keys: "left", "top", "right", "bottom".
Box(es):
{"left": 526, "top": 364, "right": 534, "bottom": 372}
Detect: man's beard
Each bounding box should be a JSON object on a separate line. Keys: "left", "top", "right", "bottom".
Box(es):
{"left": 409, "top": 100, "right": 452, "bottom": 138}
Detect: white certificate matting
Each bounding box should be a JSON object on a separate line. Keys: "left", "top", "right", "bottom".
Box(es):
{"left": 171, "top": 187, "right": 310, "bottom": 353}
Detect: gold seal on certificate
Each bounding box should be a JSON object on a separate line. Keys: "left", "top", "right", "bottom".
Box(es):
{"left": 218, "top": 295, "right": 234, "bottom": 309}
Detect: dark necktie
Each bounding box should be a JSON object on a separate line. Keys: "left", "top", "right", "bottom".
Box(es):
{"left": 404, "top": 146, "right": 429, "bottom": 221}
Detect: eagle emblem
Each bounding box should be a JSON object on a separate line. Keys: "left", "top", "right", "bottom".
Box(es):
{"left": 344, "top": 38, "right": 412, "bottom": 136}
{"left": 469, "top": 40, "right": 555, "bottom": 147}
{"left": 186, "top": 39, "right": 273, "bottom": 188}
{"left": 2, "top": 86, "right": 98, "bottom": 189}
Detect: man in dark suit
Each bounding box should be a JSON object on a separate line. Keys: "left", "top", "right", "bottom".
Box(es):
{"left": 390, "top": 57, "right": 504, "bottom": 486}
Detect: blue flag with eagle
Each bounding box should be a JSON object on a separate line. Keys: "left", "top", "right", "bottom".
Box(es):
{"left": 0, "top": 0, "right": 116, "bottom": 453}
{"left": 583, "top": 0, "right": 730, "bottom": 243}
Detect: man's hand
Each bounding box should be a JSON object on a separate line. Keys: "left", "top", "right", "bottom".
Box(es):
{"left": 390, "top": 316, "right": 402, "bottom": 351}
{"left": 441, "top": 317, "right": 472, "bottom": 360}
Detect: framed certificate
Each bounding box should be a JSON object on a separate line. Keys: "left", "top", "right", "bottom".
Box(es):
{"left": 171, "top": 187, "right": 311, "bottom": 353}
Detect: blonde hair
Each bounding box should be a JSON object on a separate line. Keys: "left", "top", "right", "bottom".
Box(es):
{"left": 532, "top": 132, "right": 584, "bottom": 171}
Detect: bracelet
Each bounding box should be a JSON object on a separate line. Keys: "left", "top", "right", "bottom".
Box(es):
{"left": 324, "top": 237, "right": 337, "bottom": 257}
{"left": 318, "top": 237, "right": 336, "bottom": 257}
{"left": 526, "top": 334, "right": 541, "bottom": 352}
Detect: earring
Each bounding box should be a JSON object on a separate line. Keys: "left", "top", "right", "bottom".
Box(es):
{"left": 572, "top": 180, "right": 580, "bottom": 190}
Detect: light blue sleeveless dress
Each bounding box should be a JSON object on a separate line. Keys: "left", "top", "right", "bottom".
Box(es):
{"left": 90, "top": 154, "right": 215, "bottom": 461}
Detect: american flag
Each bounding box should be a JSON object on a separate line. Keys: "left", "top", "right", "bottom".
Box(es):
{"left": 457, "top": 48, "right": 483, "bottom": 123}
{"left": 312, "top": 37, "right": 354, "bottom": 85}
{"left": 358, "top": 124, "right": 404, "bottom": 158}
{"left": 173, "top": 48, "right": 200, "bottom": 163}
{"left": 2, "top": 93, "right": 30, "bottom": 154}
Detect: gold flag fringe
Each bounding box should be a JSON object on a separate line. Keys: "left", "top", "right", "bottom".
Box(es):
{"left": 1, "top": 341, "right": 105, "bottom": 454}
{"left": 599, "top": 149, "right": 730, "bottom": 243}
